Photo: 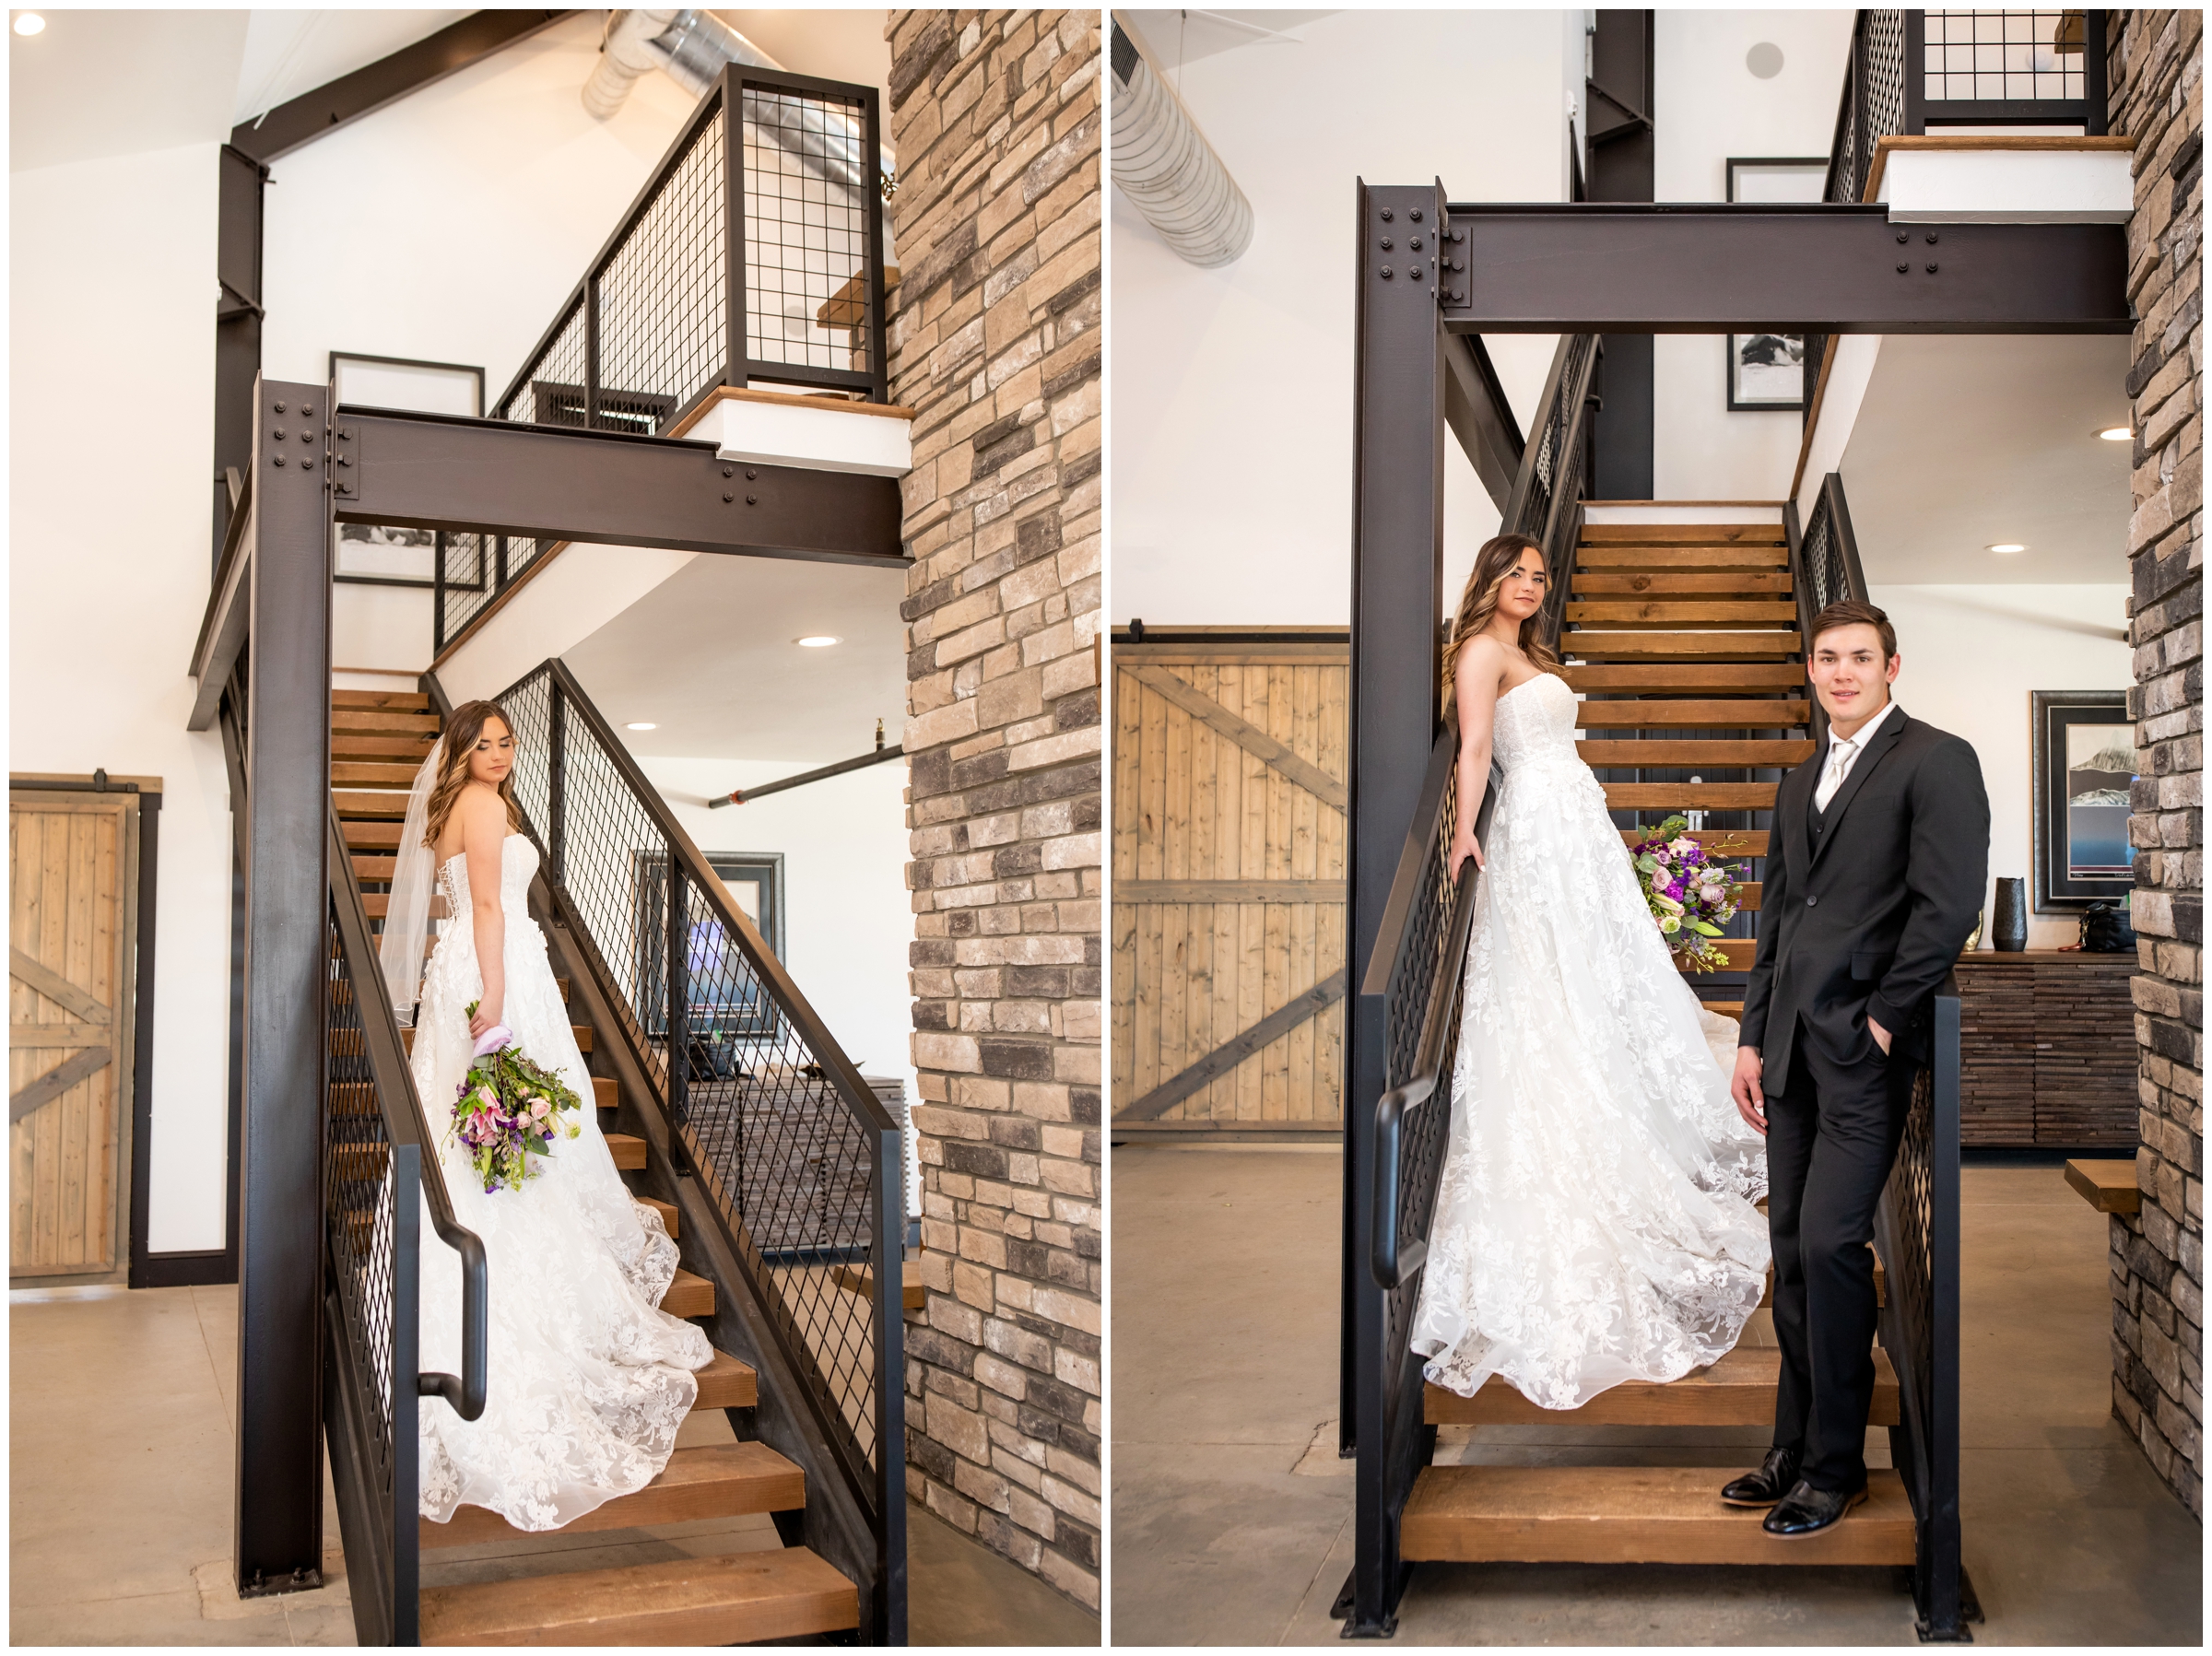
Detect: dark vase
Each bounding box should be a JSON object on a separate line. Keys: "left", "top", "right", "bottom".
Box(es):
{"left": 1992, "top": 877, "right": 2029, "bottom": 952}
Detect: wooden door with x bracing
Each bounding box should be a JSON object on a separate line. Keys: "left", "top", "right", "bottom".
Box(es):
{"left": 10, "top": 786, "right": 140, "bottom": 1282}
{"left": 1112, "top": 634, "right": 1348, "bottom": 1133}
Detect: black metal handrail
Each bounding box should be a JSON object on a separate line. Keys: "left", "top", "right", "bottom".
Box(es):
{"left": 1499, "top": 331, "right": 1601, "bottom": 653}
{"left": 1876, "top": 984, "right": 1970, "bottom": 1638}
{"left": 321, "top": 803, "right": 488, "bottom": 1647}
{"left": 485, "top": 656, "right": 905, "bottom": 1640}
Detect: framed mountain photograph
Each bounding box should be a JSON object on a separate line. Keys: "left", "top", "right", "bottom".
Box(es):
{"left": 2031, "top": 690, "right": 2136, "bottom": 910}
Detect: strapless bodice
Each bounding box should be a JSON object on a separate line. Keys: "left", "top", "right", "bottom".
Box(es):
{"left": 437, "top": 835, "right": 539, "bottom": 922}
{"left": 1493, "top": 673, "right": 1582, "bottom": 769}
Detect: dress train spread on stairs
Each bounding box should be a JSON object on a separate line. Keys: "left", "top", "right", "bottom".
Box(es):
{"left": 1411, "top": 673, "right": 1771, "bottom": 1410}
{"left": 411, "top": 835, "right": 712, "bottom": 1532}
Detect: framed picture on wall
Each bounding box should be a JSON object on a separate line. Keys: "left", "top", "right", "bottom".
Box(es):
{"left": 2031, "top": 690, "right": 2136, "bottom": 910}
{"left": 1724, "top": 158, "right": 1827, "bottom": 412}
{"left": 636, "top": 851, "right": 788, "bottom": 1044}
{"left": 328, "top": 353, "right": 484, "bottom": 587}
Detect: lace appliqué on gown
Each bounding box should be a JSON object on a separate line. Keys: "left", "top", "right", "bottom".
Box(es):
{"left": 1409, "top": 673, "right": 1771, "bottom": 1411}
{"left": 411, "top": 835, "right": 712, "bottom": 1532}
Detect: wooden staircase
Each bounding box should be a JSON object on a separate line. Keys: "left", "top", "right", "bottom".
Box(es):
{"left": 1565, "top": 511, "right": 1813, "bottom": 1013}
{"left": 1394, "top": 511, "right": 1914, "bottom": 1572}
{"left": 329, "top": 687, "right": 860, "bottom": 1643}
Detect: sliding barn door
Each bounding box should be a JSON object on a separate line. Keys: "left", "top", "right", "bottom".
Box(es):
{"left": 1112, "top": 636, "right": 1348, "bottom": 1133}
{"left": 9, "top": 789, "right": 139, "bottom": 1282}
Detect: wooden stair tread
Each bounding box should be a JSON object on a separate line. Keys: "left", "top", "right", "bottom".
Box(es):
{"left": 1678, "top": 939, "right": 1757, "bottom": 971}
{"left": 420, "top": 1441, "right": 802, "bottom": 1548}
{"left": 1566, "top": 633, "right": 1801, "bottom": 661}
{"left": 606, "top": 1133, "right": 646, "bottom": 1169}
{"left": 1569, "top": 664, "right": 1805, "bottom": 692}
{"left": 363, "top": 893, "right": 450, "bottom": 921}
{"left": 639, "top": 1193, "right": 677, "bottom": 1239}
{"left": 1427, "top": 1344, "right": 1897, "bottom": 1427}
{"left": 1573, "top": 572, "right": 1794, "bottom": 596}
{"left": 332, "top": 762, "right": 426, "bottom": 788}
{"left": 662, "top": 1267, "right": 714, "bottom": 1318}
{"left": 418, "top": 1544, "right": 857, "bottom": 1645}
{"left": 1620, "top": 828, "right": 1768, "bottom": 856}
{"left": 332, "top": 688, "right": 429, "bottom": 711}
{"left": 2065, "top": 1158, "right": 2141, "bottom": 1214}
{"left": 1579, "top": 739, "right": 1815, "bottom": 767}
{"left": 331, "top": 708, "right": 441, "bottom": 734}
{"left": 342, "top": 819, "right": 406, "bottom": 849}
{"left": 335, "top": 791, "right": 411, "bottom": 820}
{"left": 1580, "top": 524, "right": 1787, "bottom": 545}
{"left": 1567, "top": 602, "right": 1799, "bottom": 626}
{"left": 331, "top": 733, "right": 438, "bottom": 760}
{"left": 1577, "top": 548, "right": 1790, "bottom": 571}
{"left": 353, "top": 854, "right": 398, "bottom": 882}
{"left": 1575, "top": 699, "right": 1810, "bottom": 728}
{"left": 693, "top": 1345, "right": 756, "bottom": 1410}
{"left": 1399, "top": 1465, "right": 1916, "bottom": 1565}
{"left": 832, "top": 1258, "right": 927, "bottom": 1310}
{"left": 1604, "top": 783, "right": 1777, "bottom": 809}
{"left": 594, "top": 1076, "right": 618, "bottom": 1110}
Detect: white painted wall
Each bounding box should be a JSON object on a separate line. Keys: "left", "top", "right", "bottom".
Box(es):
{"left": 1869, "top": 583, "right": 2134, "bottom": 949}
{"left": 1112, "top": 11, "right": 1578, "bottom": 626}
{"left": 1651, "top": 11, "right": 1855, "bottom": 501}
{"left": 637, "top": 751, "right": 917, "bottom": 1209}
{"left": 10, "top": 142, "right": 233, "bottom": 1250}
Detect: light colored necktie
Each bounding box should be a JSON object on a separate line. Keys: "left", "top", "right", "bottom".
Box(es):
{"left": 1814, "top": 734, "right": 1858, "bottom": 811}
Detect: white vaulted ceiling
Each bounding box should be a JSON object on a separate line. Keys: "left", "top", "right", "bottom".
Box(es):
{"left": 1840, "top": 334, "right": 2135, "bottom": 586}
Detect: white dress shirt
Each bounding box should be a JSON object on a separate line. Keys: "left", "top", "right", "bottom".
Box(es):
{"left": 1814, "top": 699, "right": 1897, "bottom": 812}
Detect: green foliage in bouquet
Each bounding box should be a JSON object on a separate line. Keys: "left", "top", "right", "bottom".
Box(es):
{"left": 1628, "top": 815, "right": 1748, "bottom": 975}
{"left": 448, "top": 1001, "right": 585, "bottom": 1194}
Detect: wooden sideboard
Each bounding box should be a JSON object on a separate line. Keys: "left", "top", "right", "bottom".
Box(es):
{"left": 1954, "top": 951, "right": 2137, "bottom": 1148}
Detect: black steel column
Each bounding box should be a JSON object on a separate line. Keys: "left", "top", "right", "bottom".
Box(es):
{"left": 235, "top": 374, "right": 330, "bottom": 1594}
{"left": 723, "top": 69, "right": 749, "bottom": 390}
{"left": 547, "top": 683, "right": 568, "bottom": 888}
{"left": 1586, "top": 9, "right": 1655, "bottom": 500}
{"left": 1344, "top": 180, "right": 1447, "bottom": 1637}
{"left": 666, "top": 861, "right": 692, "bottom": 1178}
{"left": 213, "top": 147, "right": 265, "bottom": 569}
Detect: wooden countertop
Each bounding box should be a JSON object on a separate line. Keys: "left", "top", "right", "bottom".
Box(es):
{"left": 1959, "top": 949, "right": 2134, "bottom": 965}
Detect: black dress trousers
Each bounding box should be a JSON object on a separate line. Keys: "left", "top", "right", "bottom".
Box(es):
{"left": 1763, "top": 1016, "right": 1917, "bottom": 1492}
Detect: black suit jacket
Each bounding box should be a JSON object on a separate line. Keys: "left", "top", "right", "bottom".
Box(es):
{"left": 1739, "top": 705, "right": 1989, "bottom": 1084}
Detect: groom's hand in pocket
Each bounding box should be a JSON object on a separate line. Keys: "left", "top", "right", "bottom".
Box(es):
{"left": 1731, "top": 1047, "right": 1766, "bottom": 1134}
{"left": 1867, "top": 1016, "right": 1892, "bottom": 1056}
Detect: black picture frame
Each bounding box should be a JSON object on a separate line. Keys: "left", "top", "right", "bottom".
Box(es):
{"left": 1724, "top": 158, "right": 1828, "bottom": 412}
{"left": 2031, "top": 690, "right": 2134, "bottom": 910}
{"left": 637, "top": 851, "right": 788, "bottom": 1041}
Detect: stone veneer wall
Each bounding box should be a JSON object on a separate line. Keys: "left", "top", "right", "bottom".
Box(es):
{"left": 2108, "top": 7, "right": 2205, "bottom": 1519}
{"left": 882, "top": 9, "right": 1104, "bottom": 1609}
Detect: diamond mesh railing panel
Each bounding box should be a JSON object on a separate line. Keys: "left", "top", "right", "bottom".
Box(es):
{"left": 595, "top": 112, "right": 727, "bottom": 436}
{"left": 1924, "top": 9, "right": 2086, "bottom": 103}
{"left": 740, "top": 84, "right": 875, "bottom": 384}
{"left": 496, "top": 661, "right": 890, "bottom": 1477}
{"left": 325, "top": 903, "right": 400, "bottom": 1528}
{"left": 1802, "top": 490, "right": 1853, "bottom": 614}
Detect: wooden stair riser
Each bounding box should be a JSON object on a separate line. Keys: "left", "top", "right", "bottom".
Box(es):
{"left": 1398, "top": 1465, "right": 1915, "bottom": 1566}
{"left": 1572, "top": 572, "right": 1794, "bottom": 597}
{"left": 418, "top": 1548, "right": 859, "bottom": 1646}
{"left": 1575, "top": 700, "right": 1811, "bottom": 728}
{"left": 1427, "top": 1344, "right": 1897, "bottom": 1427}
{"left": 1579, "top": 739, "right": 1815, "bottom": 768}
{"left": 420, "top": 1441, "right": 801, "bottom": 1549}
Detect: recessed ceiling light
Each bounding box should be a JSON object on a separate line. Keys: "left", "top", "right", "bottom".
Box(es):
{"left": 625, "top": 721, "right": 657, "bottom": 731}
{"left": 795, "top": 635, "right": 841, "bottom": 648}
{"left": 13, "top": 13, "right": 45, "bottom": 34}
{"left": 2097, "top": 425, "right": 2133, "bottom": 441}
{"left": 1986, "top": 543, "right": 2028, "bottom": 554}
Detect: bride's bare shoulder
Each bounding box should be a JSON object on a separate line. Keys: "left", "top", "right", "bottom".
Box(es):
{"left": 1454, "top": 632, "right": 1508, "bottom": 688}
{"left": 453, "top": 783, "right": 509, "bottom": 836}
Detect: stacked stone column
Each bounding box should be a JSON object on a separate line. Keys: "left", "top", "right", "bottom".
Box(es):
{"left": 883, "top": 9, "right": 1104, "bottom": 1607}
{"left": 2108, "top": 7, "right": 2204, "bottom": 1518}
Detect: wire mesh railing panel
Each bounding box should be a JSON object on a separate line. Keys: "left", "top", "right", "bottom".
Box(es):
{"left": 1924, "top": 10, "right": 2087, "bottom": 103}
{"left": 1801, "top": 492, "right": 1852, "bottom": 615}
{"left": 495, "top": 298, "right": 591, "bottom": 426}
{"left": 740, "top": 84, "right": 875, "bottom": 384}
{"left": 1865, "top": 11, "right": 1910, "bottom": 140}
{"left": 595, "top": 112, "right": 727, "bottom": 436}
{"left": 325, "top": 904, "right": 400, "bottom": 1525}
{"left": 496, "top": 661, "right": 888, "bottom": 1484}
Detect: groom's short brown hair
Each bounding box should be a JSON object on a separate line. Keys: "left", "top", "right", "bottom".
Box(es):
{"left": 1808, "top": 599, "right": 1897, "bottom": 661}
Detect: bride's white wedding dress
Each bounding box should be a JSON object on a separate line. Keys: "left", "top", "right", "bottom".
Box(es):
{"left": 410, "top": 834, "right": 712, "bottom": 1532}
{"left": 1409, "top": 672, "right": 1771, "bottom": 1409}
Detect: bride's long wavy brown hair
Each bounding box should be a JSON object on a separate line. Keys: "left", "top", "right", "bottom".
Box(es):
{"left": 1439, "top": 533, "right": 1563, "bottom": 715}
{"left": 425, "top": 700, "right": 527, "bottom": 849}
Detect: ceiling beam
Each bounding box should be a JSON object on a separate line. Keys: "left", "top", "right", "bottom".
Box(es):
{"left": 331, "top": 408, "right": 907, "bottom": 566}
{"left": 229, "top": 10, "right": 572, "bottom": 164}
{"left": 1438, "top": 205, "right": 2131, "bottom": 335}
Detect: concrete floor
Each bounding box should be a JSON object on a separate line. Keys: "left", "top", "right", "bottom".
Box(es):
{"left": 1111, "top": 1144, "right": 2204, "bottom": 1645}
{"left": 8, "top": 1282, "right": 1098, "bottom": 1646}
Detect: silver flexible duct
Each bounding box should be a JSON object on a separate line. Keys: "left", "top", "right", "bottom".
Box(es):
{"left": 583, "top": 9, "right": 893, "bottom": 198}
{"left": 1108, "top": 19, "right": 1253, "bottom": 268}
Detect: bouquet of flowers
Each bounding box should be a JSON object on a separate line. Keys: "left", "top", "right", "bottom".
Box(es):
{"left": 1628, "top": 815, "right": 1747, "bottom": 974}
{"left": 449, "top": 1001, "right": 584, "bottom": 1193}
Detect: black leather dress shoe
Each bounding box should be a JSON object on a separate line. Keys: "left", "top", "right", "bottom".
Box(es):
{"left": 1761, "top": 1477, "right": 1868, "bottom": 1536}
{"left": 1719, "top": 1446, "right": 1801, "bottom": 1508}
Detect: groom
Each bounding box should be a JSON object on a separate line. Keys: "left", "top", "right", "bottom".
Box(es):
{"left": 1724, "top": 599, "right": 1988, "bottom": 1536}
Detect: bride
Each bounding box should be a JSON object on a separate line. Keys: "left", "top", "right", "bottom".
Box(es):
{"left": 1409, "top": 534, "right": 1770, "bottom": 1410}
{"left": 381, "top": 699, "right": 712, "bottom": 1532}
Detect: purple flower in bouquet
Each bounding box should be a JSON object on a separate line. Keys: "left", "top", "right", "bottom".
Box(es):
{"left": 445, "top": 1000, "right": 586, "bottom": 1193}
{"left": 1627, "top": 814, "right": 1747, "bottom": 974}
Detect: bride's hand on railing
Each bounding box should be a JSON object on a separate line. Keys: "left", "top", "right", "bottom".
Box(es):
{"left": 1448, "top": 829, "right": 1485, "bottom": 881}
